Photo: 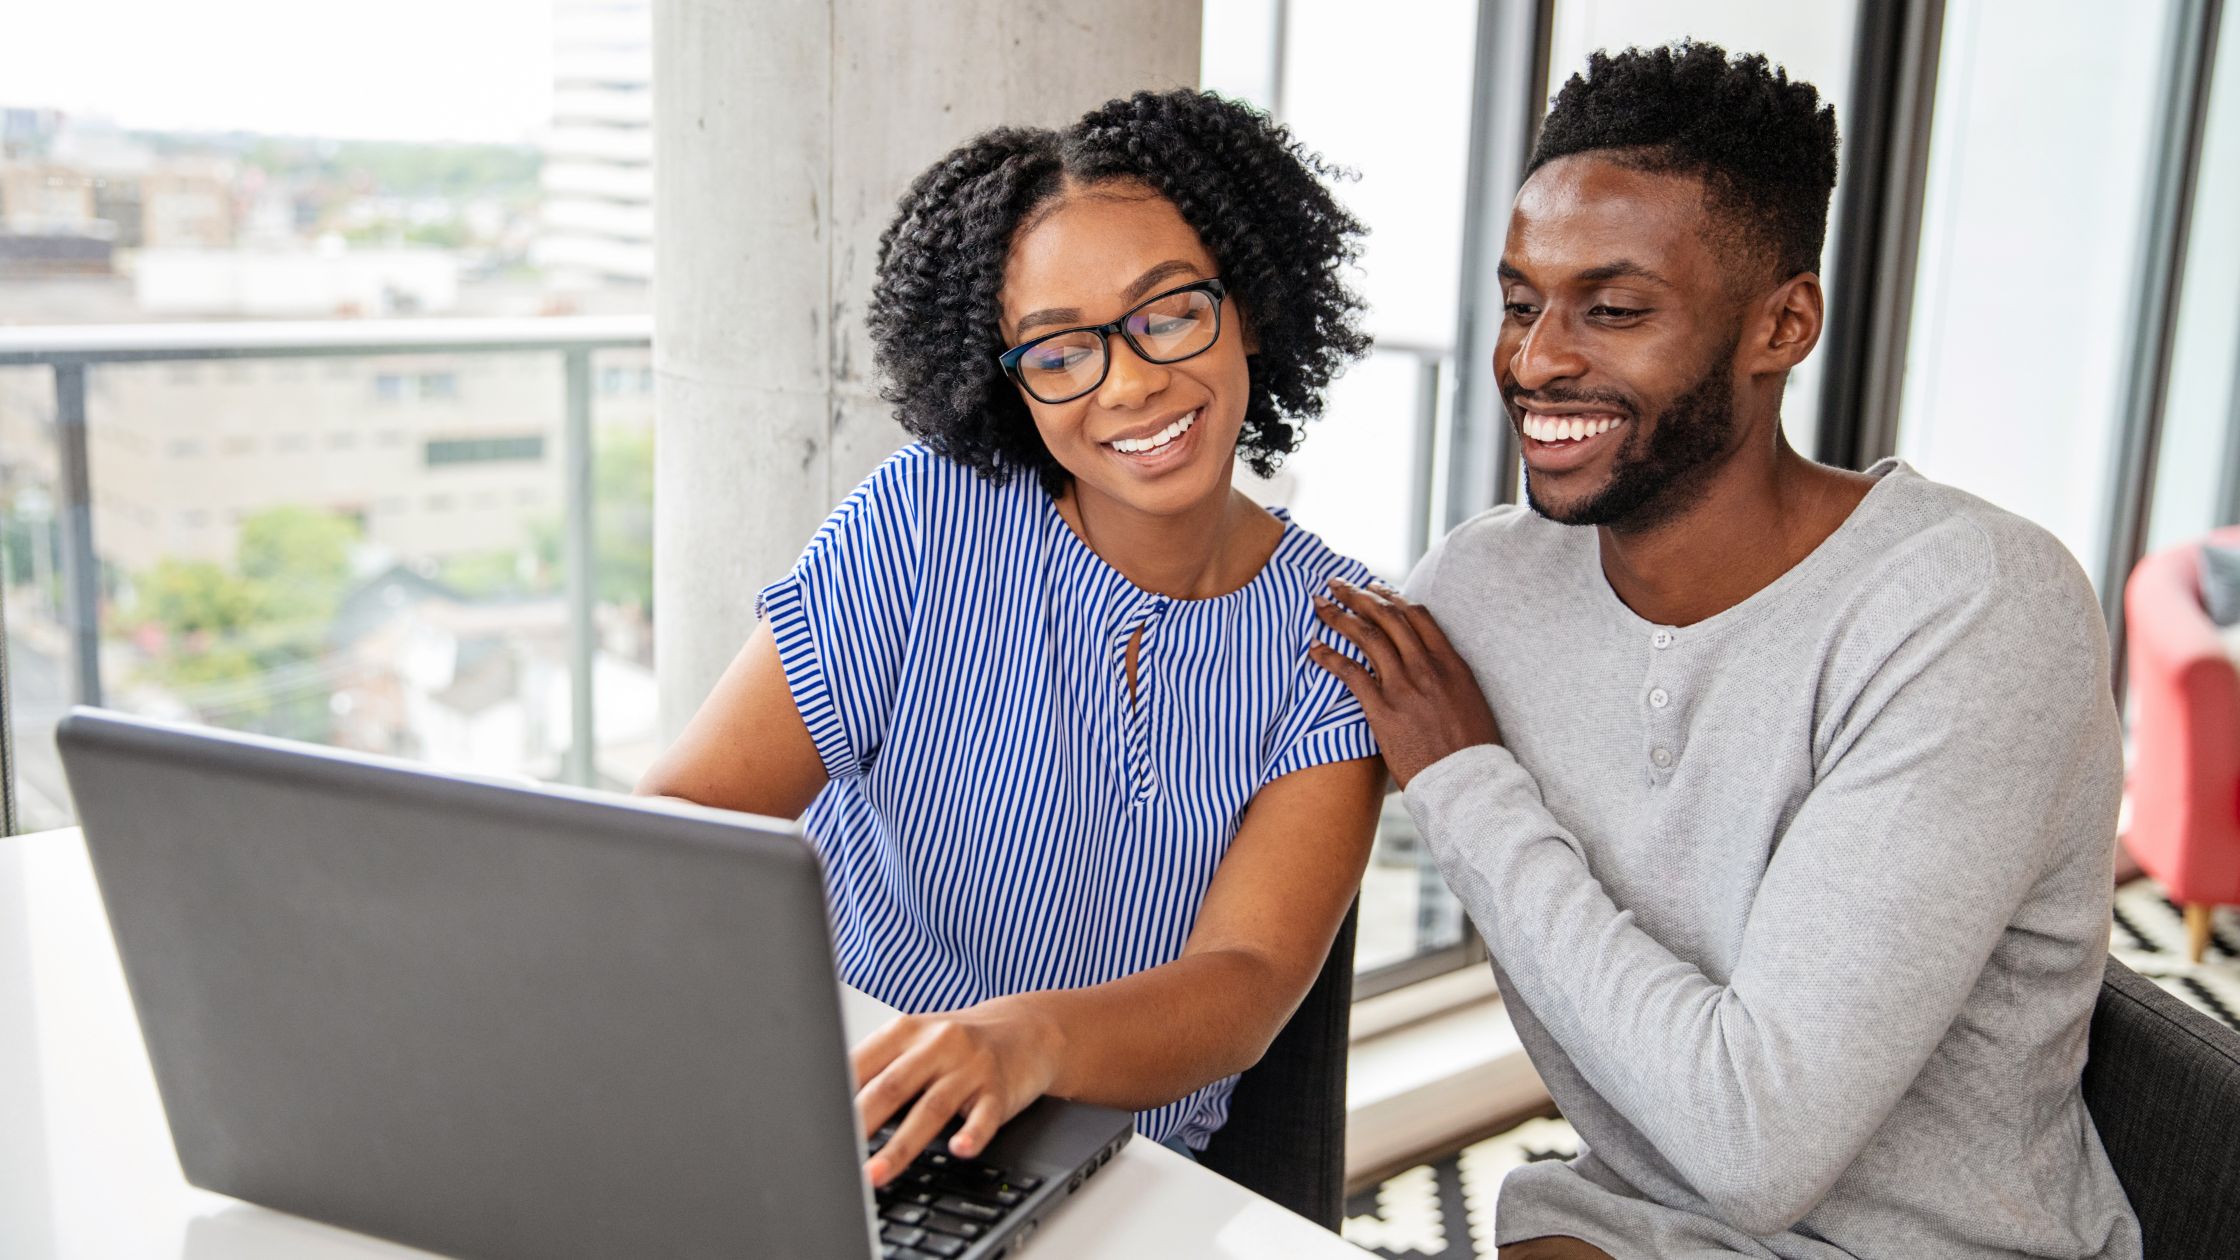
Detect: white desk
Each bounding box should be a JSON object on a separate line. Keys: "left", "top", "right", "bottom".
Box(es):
{"left": 0, "top": 827, "right": 1368, "bottom": 1260}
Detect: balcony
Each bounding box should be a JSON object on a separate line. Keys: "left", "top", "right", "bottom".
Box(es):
{"left": 0, "top": 316, "right": 653, "bottom": 837}
{"left": 0, "top": 315, "right": 1475, "bottom": 998}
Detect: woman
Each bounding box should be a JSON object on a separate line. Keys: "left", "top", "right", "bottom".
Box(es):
{"left": 638, "top": 89, "right": 1384, "bottom": 1182}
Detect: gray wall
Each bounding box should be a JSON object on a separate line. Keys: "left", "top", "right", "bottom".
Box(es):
{"left": 653, "top": 0, "right": 1202, "bottom": 739}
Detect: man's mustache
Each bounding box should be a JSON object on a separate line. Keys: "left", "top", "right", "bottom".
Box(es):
{"left": 1501, "top": 386, "right": 1638, "bottom": 420}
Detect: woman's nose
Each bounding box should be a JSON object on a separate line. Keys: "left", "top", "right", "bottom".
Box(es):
{"left": 1095, "top": 337, "right": 1171, "bottom": 411}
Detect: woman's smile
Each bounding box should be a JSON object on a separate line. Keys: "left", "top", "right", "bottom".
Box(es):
{"left": 1102, "top": 407, "right": 1201, "bottom": 472}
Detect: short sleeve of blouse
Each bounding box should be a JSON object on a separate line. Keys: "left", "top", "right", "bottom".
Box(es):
{"left": 1259, "top": 563, "right": 1383, "bottom": 786}
{"left": 757, "top": 449, "right": 925, "bottom": 782}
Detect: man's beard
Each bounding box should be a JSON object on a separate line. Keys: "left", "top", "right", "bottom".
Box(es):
{"left": 1514, "top": 335, "right": 1740, "bottom": 533}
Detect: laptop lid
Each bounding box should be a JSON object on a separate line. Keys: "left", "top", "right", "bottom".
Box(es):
{"left": 58, "top": 708, "right": 877, "bottom": 1260}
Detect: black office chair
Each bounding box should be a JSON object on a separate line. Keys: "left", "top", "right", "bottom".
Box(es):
{"left": 1197, "top": 903, "right": 1357, "bottom": 1230}
{"left": 2081, "top": 955, "right": 2240, "bottom": 1259}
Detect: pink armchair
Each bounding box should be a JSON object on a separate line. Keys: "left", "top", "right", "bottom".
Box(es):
{"left": 2124, "top": 527, "right": 2240, "bottom": 963}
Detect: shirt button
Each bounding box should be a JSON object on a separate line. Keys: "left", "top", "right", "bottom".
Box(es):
{"left": 1651, "top": 746, "right": 1673, "bottom": 768}
{"left": 1649, "top": 688, "right": 1670, "bottom": 709}
{"left": 1652, "top": 629, "right": 1674, "bottom": 649}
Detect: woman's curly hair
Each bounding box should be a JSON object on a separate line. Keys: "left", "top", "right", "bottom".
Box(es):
{"left": 866, "top": 89, "right": 1370, "bottom": 497}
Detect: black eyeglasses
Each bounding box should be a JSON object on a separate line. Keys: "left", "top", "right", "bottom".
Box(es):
{"left": 996, "top": 277, "right": 1228, "bottom": 405}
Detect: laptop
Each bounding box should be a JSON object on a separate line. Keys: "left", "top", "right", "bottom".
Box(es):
{"left": 57, "top": 708, "right": 1133, "bottom": 1260}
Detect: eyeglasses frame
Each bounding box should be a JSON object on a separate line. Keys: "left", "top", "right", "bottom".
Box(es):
{"left": 995, "top": 276, "right": 1230, "bottom": 405}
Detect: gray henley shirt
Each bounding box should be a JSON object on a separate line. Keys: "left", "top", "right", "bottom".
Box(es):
{"left": 1401, "top": 460, "right": 2141, "bottom": 1258}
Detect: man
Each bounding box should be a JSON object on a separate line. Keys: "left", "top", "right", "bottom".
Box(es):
{"left": 1311, "top": 43, "right": 2140, "bottom": 1260}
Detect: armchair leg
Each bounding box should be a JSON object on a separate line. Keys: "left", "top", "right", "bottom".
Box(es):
{"left": 2185, "top": 903, "right": 2212, "bottom": 965}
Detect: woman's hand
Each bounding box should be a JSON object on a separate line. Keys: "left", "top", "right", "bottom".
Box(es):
{"left": 851, "top": 995, "right": 1068, "bottom": 1187}
{"left": 1309, "top": 578, "right": 1503, "bottom": 788}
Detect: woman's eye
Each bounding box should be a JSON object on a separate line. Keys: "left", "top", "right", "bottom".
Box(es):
{"left": 1028, "top": 347, "right": 1089, "bottom": 371}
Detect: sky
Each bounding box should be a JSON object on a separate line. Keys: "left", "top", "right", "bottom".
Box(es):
{"left": 0, "top": 0, "right": 556, "bottom": 144}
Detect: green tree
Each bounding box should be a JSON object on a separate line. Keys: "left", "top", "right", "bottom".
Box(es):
{"left": 595, "top": 424, "right": 655, "bottom": 611}
{"left": 139, "top": 560, "right": 259, "bottom": 639}
{"left": 532, "top": 423, "right": 655, "bottom": 612}
{"left": 238, "top": 505, "right": 357, "bottom": 630}
{"left": 131, "top": 507, "right": 362, "bottom": 737}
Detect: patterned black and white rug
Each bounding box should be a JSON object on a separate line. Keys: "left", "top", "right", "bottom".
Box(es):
{"left": 1341, "top": 882, "right": 2240, "bottom": 1260}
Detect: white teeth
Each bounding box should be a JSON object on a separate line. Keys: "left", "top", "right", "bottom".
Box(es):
{"left": 1111, "top": 410, "right": 1197, "bottom": 454}
{"left": 1522, "top": 413, "right": 1620, "bottom": 443}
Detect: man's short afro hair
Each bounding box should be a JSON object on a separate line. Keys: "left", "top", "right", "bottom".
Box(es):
{"left": 867, "top": 89, "right": 1369, "bottom": 497}
{"left": 1529, "top": 41, "right": 1839, "bottom": 282}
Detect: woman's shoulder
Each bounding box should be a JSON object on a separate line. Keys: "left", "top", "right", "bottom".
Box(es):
{"left": 1259, "top": 508, "right": 1382, "bottom": 592}
{"left": 827, "top": 442, "right": 1047, "bottom": 531}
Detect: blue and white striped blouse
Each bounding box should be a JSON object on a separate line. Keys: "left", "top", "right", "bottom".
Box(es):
{"left": 759, "top": 444, "right": 1380, "bottom": 1148}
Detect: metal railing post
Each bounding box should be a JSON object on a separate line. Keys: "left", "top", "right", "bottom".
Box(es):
{"left": 1409, "top": 354, "right": 1443, "bottom": 565}
{"left": 1, "top": 555, "right": 16, "bottom": 837}
{"left": 52, "top": 363, "right": 102, "bottom": 709}
{"left": 562, "top": 349, "right": 598, "bottom": 787}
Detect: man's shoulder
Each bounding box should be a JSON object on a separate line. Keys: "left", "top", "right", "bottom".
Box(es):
{"left": 1407, "top": 503, "right": 1587, "bottom": 600}
{"left": 1818, "top": 465, "right": 2110, "bottom": 701}
{"left": 1855, "top": 465, "right": 2097, "bottom": 620}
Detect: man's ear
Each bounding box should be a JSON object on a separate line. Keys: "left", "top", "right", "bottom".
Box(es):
{"left": 1745, "top": 272, "right": 1823, "bottom": 376}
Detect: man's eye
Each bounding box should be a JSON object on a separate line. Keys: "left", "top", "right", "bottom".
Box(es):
{"left": 1592, "top": 305, "right": 1645, "bottom": 319}
{"left": 1504, "top": 302, "right": 1539, "bottom": 319}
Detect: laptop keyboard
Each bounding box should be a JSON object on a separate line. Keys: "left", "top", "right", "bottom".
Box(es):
{"left": 869, "top": 1122, "right": 1043, "bottom": 1260}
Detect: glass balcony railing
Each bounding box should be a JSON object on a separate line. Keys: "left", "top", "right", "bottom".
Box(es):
{"left": 0, "top": 318, "right": 1476, "bottom": 993}
{"left": 0, "top": 316, "right": 653, "bottom": 836}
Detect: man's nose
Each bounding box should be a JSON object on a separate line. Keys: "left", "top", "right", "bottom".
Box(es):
{"left": 1505, "top": 315, "right": 1589, "bottom": 392}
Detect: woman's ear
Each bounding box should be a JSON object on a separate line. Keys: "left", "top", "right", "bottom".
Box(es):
{"left": 1236, "top": 302, "right": 1260, "bottom": 356}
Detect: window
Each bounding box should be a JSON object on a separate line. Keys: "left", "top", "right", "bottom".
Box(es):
{"left": 2143, "top": 1, "right": 2240, "bottom": 554}
{"left": 425, "top": 435, "right": 547, "bottom": 467}
{"left": 1547, "top": 0, "right": 1863, "bottom": 459}
{"left": 0, "top": 5, "right": 655, "bottom": 835}
{"left": 1205, "top": 0, "right": 1484, "bottom": 986}
{"left": 1895, "top": 0, "right": 2176, "bottom": 586}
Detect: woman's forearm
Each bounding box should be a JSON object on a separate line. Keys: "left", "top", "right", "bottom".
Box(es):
{"left": 1010, "top": 945, "right": 1306, "bottom": 1112}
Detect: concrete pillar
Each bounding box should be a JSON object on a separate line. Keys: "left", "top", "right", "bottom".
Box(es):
{"left": 653, "top": 0, "right": 1202, "bottom": 740}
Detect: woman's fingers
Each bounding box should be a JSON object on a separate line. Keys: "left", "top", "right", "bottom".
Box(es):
{"left": 850, "top": 999, "right": 1060, "bottom": 1185}
{"left": 949, "top": 1090, "right": 1012, "bottom": 1161}
{"left": 868, "top": 1073, "right": 968, "bottom": 1186}
{"left": 850, "top": 1015, "right": 921, "bottom": 1112}
{"left": 856, "top": 1031, "right": 940, "bottom": 1140}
